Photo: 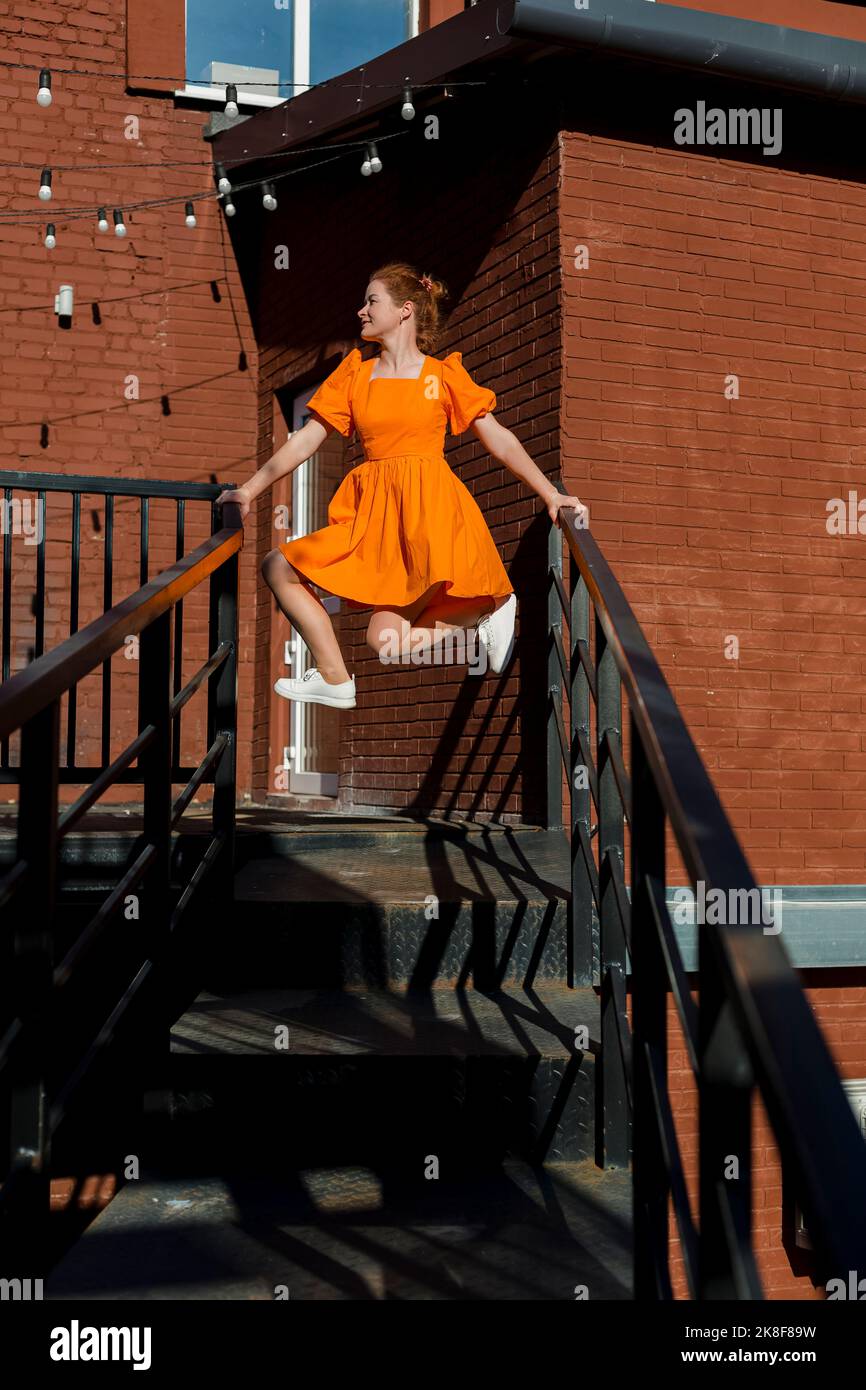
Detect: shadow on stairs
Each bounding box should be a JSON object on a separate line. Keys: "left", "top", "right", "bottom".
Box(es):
{"left": 41, "top": 809, "right": 633, "bottom": 1301}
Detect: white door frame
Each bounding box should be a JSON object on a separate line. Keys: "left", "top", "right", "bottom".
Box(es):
{"left": 276, "top": 387, "right": 342, "bottom": 796}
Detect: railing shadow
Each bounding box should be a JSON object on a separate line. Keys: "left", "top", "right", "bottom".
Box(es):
{"left": 398, "top": 513, "right": 550, "bottom": 825}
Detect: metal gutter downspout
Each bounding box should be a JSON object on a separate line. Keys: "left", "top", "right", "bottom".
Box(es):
{"left": 501, "top": 0, "right": 866, "bottom": 103}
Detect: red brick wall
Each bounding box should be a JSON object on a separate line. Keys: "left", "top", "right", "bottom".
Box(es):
{"left": 420, "top": 0, "right": 466, "bottom": 29}
{"left": 664, "top": 980, "right": 866, "bottom": 1299}
{"left": 1, "top": 2, "right": 563, "bottom": 823}
{"left": 241, "top": 84, "right": 563, "bottom": 821}
{"left": 560, "top": 63, "right": 866, "bottom": 882}
{"left": 0, "top": 0, "right": 258, "bottom": 802}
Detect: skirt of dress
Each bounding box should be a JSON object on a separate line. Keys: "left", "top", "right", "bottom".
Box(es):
{"left": 278, "top": 452, "right": 514, "bottom": 613}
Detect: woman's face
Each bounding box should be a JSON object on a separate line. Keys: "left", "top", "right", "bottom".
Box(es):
{"left": 358, "top": 279, "right": 407, "bottom": 342}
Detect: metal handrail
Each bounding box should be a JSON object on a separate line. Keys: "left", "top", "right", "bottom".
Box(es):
{"left": 0, "top": 476, "right": 243, "bottom": 1265}
{"left": 547, "top": 485, "right": 866, "bottom": 1298}
{"left": 0, "top": 517, "right": 241, "bottom": 742}
{"left": 0, "top": 471, "right": 235, "bottom": 779}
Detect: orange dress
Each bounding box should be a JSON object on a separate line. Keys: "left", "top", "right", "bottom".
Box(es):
{"left": 278, "top": 348, "right": 514, "bottom": 613}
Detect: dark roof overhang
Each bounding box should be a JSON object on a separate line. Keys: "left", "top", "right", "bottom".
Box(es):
{"left": 211, "top": 0, "right": 866, "bottom": 173}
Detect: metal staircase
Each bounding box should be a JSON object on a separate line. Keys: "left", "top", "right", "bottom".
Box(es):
{"left": 1, "top": 471, "right": 864, "bottom": 1300}
{"left": 37, "top": 809, "right": 631, "bottom": 1300}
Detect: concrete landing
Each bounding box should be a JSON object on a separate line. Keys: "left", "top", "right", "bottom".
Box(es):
{"left": 44, "top": 1159, "right": 632, "bottom": 1301}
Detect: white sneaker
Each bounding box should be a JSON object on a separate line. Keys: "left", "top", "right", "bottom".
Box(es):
{"left": 476, "top": 593, "right": 517, "bottom": 674}
{"left": 274, "top": 667, "right": 357, "bottom": 709}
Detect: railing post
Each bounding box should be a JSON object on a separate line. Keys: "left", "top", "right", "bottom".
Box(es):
{"left": 547, "top": 516, "right": 563, "bottom": 832}
{"left": 4, "top": 700, "right": 59, "bottom": 1272}
{"left": 630, "top": 711, "right": 671, "bottom": 1298}
{"left": 597, "top": 612, "right": 629, "bottom": 1167}
{"left": 208, "top": 502, "right": 237, "bottom": 902}
{"left": 1, "top": 486, "right": 13, "bottom": 769}
{"left": 138, "top": 609, "right": 172, "bottom": 1079}
{"left": 698, "top": 942, "right": 758, "bottom": 1298}
{"left": 570, "top": 562, "right": 593, "bottom": 986}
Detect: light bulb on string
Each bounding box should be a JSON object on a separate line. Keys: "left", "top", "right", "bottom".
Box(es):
{"left": 44, "top": 223, "right": 56, "bottom": 249}
{"left": 224, "top": 84, "right": 239, "bottom": 119}
{"left": 361, "top": 142, "right": 382, "bottom": 176}
{"left": 401, "top": 85, "right": 415, "bottom": 120}
{"left": 36, "top": 69, "right": 52, "bottom": 107}
{"left": 184, "top": 201, "right": 196, "bottom": 228}
{"left": 1, "top": 101, "right": 414, "bottom": 235}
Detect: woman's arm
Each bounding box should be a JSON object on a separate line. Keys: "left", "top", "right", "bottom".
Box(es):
{"left": 215, "top": 417, "right": 330, "bottom": 518}
{"left": 472, "top": 413, "right": 589, "bottom": 529}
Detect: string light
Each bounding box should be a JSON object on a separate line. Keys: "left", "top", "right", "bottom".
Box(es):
{"left": 0, "top": 275, "right": 234, "bottom": 319}
{"left": 0, "top": 134, "right": 389, "bottom": 176}
{"left": 0, "top": 133, "right": 408, "bottom": 235}
{"left": 5, "top": 356, "right": 264, "bottom": 437}
{"left": 11, "top": 57, "right": 491, "bottom": 97}
{"left": 0, "top": 51, "right": 510, "bottom": 442}
{"left": 2, "top": 51, "right": 508, "bottom": 240}
{"left": 360, "top": 142, "right": 382, "bottom": 176}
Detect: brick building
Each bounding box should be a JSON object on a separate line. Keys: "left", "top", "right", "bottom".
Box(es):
{"left": 1, "top": 0, "right": 865, "bottom": 1299}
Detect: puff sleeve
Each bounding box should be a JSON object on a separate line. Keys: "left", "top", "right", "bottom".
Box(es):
{"left": 441, "top": 351, "right": 497, "bottom": 435}
{"left": 306, "top": 348, "right": 362, "bottom": 438}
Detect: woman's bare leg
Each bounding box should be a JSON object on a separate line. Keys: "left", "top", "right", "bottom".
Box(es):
{"left": 367, "top": 586, "right": 510, "bottom": 664}
{"left": 262, "top": 549, "right": 351, "bottom": 684}
{"left": 365, "top": 586, "right": 441, "bottom": 660}
{"left": 408, "top": 588, "right": 517, "bottom": 652}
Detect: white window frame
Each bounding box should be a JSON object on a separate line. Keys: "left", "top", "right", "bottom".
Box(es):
{"left": 793, "top": 1078, "right": 866, "bottom": 1250}
{"left": 176, "top": 0, "right": 420, "bottom": 108}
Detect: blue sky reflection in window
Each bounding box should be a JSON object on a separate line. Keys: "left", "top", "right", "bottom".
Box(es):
{"left": 186, "top": 1, "right": 415, "bottom": 101}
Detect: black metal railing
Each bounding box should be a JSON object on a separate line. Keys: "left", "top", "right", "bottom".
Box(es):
{"left": 0, "top": 472, "right": 242, "bottom": 1264}
{"left": 546, "top": 483, "right": 866, "bottom": 1298}
{"left": 0, "top": 472, "right": 238, "bottom": 781}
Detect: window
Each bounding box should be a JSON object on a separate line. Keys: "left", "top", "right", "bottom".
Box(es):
{"left": 181, "top": 0, "right": 418, "bottom": 108}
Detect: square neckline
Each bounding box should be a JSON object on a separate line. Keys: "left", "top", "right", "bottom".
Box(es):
{"left": 368, "top": 354, "right": 430, "bottom": 382}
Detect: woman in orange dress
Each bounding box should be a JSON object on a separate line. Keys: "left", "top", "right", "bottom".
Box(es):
{"left": 216, "top": 262, "right": 587, "bottom": 709}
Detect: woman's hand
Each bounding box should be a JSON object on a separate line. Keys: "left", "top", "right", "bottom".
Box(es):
{"left": 215, "top": 486, "right": 252, "bottom": 522}
{"left": 547, "top": 491, "right": 589, "bottom": 530}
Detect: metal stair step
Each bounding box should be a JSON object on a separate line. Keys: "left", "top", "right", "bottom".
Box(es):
{"left": 169, "top": 982, "right": 599, "bottom": 1057}
{"left": 209, "top": 836, "right": 571, "bottom": 986}
{"left": 43, "top": 1158, "right": 632, "bottom": 1301}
